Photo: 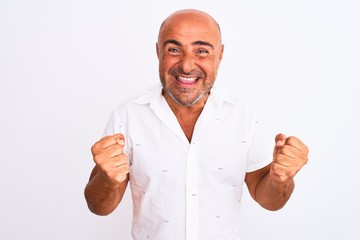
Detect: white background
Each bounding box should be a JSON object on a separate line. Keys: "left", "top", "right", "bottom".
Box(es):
{"left": 1, "top": 0, "right": 359, "bottom": 239}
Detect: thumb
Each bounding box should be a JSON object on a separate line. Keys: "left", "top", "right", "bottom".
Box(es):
{"left": 275, "top": 133, "right": 287, "bottom": 147}
{"left": 273, "top": 133, "right": 287, "bottom": 155}
{"left": 114, "top": 134, "right": 125, "bottom": 146}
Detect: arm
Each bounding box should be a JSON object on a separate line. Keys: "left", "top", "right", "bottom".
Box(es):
{"left": 84, "top": 134, "right": 130, "bottom": 216}
{"left": 245, "top": 134, "right": 308, "bottom": 211}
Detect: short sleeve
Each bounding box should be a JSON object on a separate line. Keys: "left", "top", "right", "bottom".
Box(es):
{"left": 103, "top": 110, "right": 122, "bottom": 137}
{"left": 246, "top": 111, "right": 273, "bottom": 172}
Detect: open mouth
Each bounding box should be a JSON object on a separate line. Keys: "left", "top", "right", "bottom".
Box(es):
{"left": 176, "top": 75, "right": 199, "bottom": 84}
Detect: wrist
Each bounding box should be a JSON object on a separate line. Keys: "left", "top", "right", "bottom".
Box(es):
{"left": 97, "top": 171, "right": 123, "bottom": 190}
{"left": 268, "top": 173, "right": 295, "bottom": 192}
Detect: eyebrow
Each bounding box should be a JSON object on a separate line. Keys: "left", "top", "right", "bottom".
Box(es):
{"left": 193, "top": 41, "right": 214, "bottom": 49}
{"left": 163, "top": 39, "right": 182, "bottom": 47}
{"left": 163, "top": 39, "right": 214, "bottom": 49}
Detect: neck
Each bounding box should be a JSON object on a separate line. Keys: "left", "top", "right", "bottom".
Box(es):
{"left": 162, "top": 90, "right": 209, "bottom": 142}
{"left": 162, "top": 91, "right": 209, "bottom": 115}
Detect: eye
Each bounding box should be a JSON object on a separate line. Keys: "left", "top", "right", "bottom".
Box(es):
{"left": 168, "top": 48, "right": 181, "bottom": 55}
{"left": 196, "top": 49, "right": 209, "bottom": 57}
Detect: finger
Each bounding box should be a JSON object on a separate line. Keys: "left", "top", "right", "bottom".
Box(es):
{"left": 115, "top": 137, "right": 125, "bottom": 147}
{"left": 99, "top": 134, "right": 125, "bottom": 149}
{"left": 273, "top": 154, "right": 292, "bottom": 167}
{"left": 285, "top": 137, "right": 309, "bottom": 166}
{"left": 102, "top": 160, "right": 128, "bottom": 171}
{"left": 111, "top": 154, "right": 129, "bottom": 166}
{"left": 278, "top": 144, "right": 299, "bottom": 159}
{"left": 273, "top": 152, "right": 306, "bottom": 174}
{"left": 99, "top": 154, "right": 128, "bottom": 171}
{"left": 93, "top": 145, "right": 125, "bottom": 165}
{"left": 111, "top": 166, "right": 130, "bottom": 183}
{"left": 273, "top": 133, "right": 286, "bottom": 156}
{"left": 92, "top": 134, "right": 125, "bottom": 154}
{"left": 115, "top": 163, "right": 130, "bottom": 175}
{"left": 275, "top": 133, "right": 287, "bottom": 147}
{"left": 102, "top": 144, "right": 125, "bottom": 158}
{"left": 100, "top": 164, "right": 130, "bottom": 184}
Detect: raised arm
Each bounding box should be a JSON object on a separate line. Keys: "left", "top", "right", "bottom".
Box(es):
{"left": 245, "top": 134, "right": 308, "bottom": 211}
{"left": 84, "top": 134, "right": 130, "bottom": 215}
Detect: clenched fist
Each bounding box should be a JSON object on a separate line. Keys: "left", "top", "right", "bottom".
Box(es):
{"left": 91, "top": 134, "right": 130, "bottom": 185}
{"left": 271, "top": 134, "right": 309, "bottom": 183}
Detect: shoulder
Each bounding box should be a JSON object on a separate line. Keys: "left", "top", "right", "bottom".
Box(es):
{"left": 113, "top": 84, "right": 162, "bottom": 114}
{"left": 211, "top": 87, "right": 257, "bottom": 116}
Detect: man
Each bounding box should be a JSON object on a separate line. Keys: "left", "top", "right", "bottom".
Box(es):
{"left": 85, "top": 9, "right": 308, "bottom": 239}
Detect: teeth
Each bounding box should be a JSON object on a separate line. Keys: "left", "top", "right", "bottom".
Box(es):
{"left": 178, "top": 76, "right": 197, "bottom": 83}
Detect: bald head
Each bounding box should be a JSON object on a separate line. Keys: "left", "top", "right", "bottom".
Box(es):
{"left": 156, "top": 9, "right": 224, "bottom": 107}
{"left": 158, "top": 9, "right": 222, "bottom": 43}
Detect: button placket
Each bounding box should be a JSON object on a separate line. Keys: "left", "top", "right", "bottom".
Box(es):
{"left": 185, "top": 142, "right": 199, "bottom": 240}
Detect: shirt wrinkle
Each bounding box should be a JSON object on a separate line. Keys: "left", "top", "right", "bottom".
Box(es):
{"left": 103, "top": 83, "right": 273, "bottom": 240}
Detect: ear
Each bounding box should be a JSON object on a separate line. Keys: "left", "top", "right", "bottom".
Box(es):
{"left": 156, "top": 42, "right": 160, "bottom": 59}
{"left": 219, "top": 44, "right": 224, "bottom": 61}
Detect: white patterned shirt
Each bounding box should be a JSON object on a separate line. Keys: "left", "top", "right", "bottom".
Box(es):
{"left": 103, "top": 84, "right": 272, "bottom": 240}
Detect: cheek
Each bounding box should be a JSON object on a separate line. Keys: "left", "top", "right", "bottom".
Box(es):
{"left": 160, "top": 57, "right": 178, "bottom": 72}
{"left": 198, "top": 61, "right": 218, "bottom": 76}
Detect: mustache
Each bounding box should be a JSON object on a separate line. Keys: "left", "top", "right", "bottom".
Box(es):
{"left": 170, "top": 67, "right": 205, "bottom": 78}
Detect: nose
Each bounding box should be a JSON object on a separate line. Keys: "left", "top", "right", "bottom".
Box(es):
{"left": 178, "top": 53, "right": 195, "bottom": 74}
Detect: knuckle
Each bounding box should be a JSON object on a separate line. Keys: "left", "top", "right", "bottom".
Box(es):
{"left": 111, "top": 144, "right": 124, "bottom": 155}
{"left": 93, "top": 151, "right": 109, "bottom": 165}
{"left": 281, "top": 145, "right": 289, "bottom": 153}
{"left": 117, "top": 153, "right": 128, "bottom": 163}
{"left": 120, "top": 153, "right": 128, "bottom": 160}
{"left": 115, "top": 145, "right": 125, "bottom": 154}
{"left": 93, "top": 155, "right": 100, "bottom": 164}
{"left": 289, "top": 168, "right": 297, "bottom": 177}
{"left": 98, "top": 161, "right": 110, "bottom": 171}
{"left": 91, "top": 143, "right": 99, "bottom": 155}
{"left": 123, "top": 163, "right": 130, "bottom": 172}
{"left": 93, "top": 152, "right": 106, "bottom": 164}
{"left": 271, "top": 162, "right": 280, "bottom": 172}
{"left": 300, "top": 151, "right": 309, "bottom": 164}
{"left": 118, "top": 166, "right": 130, "bottom": 176}
{"left": 304, "top": 144, "right": 309, "bottom": 153}
{"left": 112, "top": 153, "right": 128, "bottom": 163}
{"left": 114, "top": 133, "right": 125, "bottom": 139}
{"left": 303, "top": 156, "right": 309, "bottom": 165}
{"left": 274, "top": 154, "right": 285, "bottom": 162}
{"left": 286, "top": 136, "right": 297, "bottom": 145}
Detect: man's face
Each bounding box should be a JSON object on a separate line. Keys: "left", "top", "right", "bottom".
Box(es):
{"left": 157, "top": 12, "right": 224, "bottom": 107}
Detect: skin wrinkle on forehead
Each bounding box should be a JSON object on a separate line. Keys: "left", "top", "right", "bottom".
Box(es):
{"left": 163, "top": 39, "right": 215, "bottom": 49}
{"left": 158, "top": 9, "right": 222, "bottom": 44}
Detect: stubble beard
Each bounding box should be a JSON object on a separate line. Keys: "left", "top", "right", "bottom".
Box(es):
{"left": 160, "top": 67, "right": 214, "bottom": 107}
{"left": 164, "top": 85, "right": 210, "bottom": 107}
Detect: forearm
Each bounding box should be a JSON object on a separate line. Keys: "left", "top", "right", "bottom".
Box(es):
{"left": 255, "top": 173, "right": 295, "bottom": 211}
{"left": 84, "top": 169, "right": 128, "bottom": 216}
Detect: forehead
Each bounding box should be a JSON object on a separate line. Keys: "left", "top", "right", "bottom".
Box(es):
{"left": 158, "top": 12, "right": 221, "bottom": 45}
